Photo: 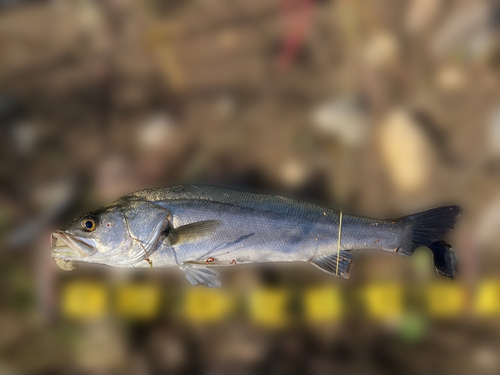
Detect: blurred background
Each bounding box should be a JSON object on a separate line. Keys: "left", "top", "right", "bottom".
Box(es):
{"left": 2, "top": 0, "right": 500, "bottom": 373}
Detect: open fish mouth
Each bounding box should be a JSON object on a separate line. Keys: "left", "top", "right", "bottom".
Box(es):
{"left": 51, "top": 231, "right": 97, "bottom": 258}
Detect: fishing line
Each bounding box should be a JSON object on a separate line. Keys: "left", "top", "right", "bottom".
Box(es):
{"left": 124, "top": 217, "right": 153, "bottom": 267}
{"left": 336, "top": 211, "right": 343, "bottom": 276}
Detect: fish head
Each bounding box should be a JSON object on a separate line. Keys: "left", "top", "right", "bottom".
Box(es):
{"left": 51, "top": 199, "right": 171, "bottom": 268}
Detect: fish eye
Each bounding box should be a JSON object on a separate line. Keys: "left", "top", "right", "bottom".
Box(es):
{"left": 81, "top": 218, "right": 96, "bottom": 231}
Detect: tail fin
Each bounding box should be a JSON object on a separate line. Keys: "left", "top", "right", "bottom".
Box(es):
{"left": 429, "top": 241, "right": 458, "bottom": 278}
{"left": 398, "top": 206, "right": 461, "bottom": 278}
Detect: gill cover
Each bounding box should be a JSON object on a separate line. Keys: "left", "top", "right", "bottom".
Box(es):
{"left": 112, "top": 200, "right": 171, "bottom": 266}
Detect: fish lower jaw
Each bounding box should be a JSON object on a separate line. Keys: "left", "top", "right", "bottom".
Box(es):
{"left": 51, "top": 250, "right": 75, "bottom": 258}
{"left": 51, "top": 241, "right": 78, "bottom": 258}
{"left": 51, "top": 231, "right": 97, "bottom": 257}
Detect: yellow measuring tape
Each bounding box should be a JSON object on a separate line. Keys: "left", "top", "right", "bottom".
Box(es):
{"left": 336, "top": 211, "right": 343, "bottom": 276}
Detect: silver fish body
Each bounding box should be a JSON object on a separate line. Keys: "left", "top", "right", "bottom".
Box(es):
{"left": 51, "top": 185, "right": 461, "bottom": 287}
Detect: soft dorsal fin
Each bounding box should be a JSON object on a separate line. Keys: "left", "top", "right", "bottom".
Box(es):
{"left": 309, "top": 251, "right": 353, "bottom": 279}
{"left": 168, "top": 220, "right": 222, "bottom": 246}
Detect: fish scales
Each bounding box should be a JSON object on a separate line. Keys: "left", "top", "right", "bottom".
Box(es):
{"left": 133, "top": 187, "right": 399, "bottom": 264}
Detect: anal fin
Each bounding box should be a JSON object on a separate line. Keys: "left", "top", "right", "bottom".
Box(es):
{"left": 181, "top": 265, "right": 222, "bottom": 288}
{"left": 309, "top": 251, "right": 353, "bottom": 279}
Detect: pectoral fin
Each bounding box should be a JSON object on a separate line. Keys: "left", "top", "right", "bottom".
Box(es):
{"left": 181, "top": 265, "right": 222, "bottom": 288}
{"left": 309, "top": 251, "right": 353, "bottom": 279}
{"left": 168, "top": 220, "right": 222, "bottom": 246}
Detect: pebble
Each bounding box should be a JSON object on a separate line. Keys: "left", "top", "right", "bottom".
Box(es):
{"left": 378, "top": 109, "right": 433, "bottom": 193}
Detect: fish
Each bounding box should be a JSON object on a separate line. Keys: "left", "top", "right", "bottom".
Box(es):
{"left": 50, "top": 185, "right": 461, "bottom": 287}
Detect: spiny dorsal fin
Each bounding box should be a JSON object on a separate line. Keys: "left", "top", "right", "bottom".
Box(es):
{"left": 168, "top": 220, "right": 221, "bottom": 246}
{"left": 309, "top": 251, "right": 353, "bottom": 279}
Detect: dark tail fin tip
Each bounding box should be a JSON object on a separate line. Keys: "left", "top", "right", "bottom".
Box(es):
{"left": 430, "top": 241, "right": 457, "bottom": 279}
